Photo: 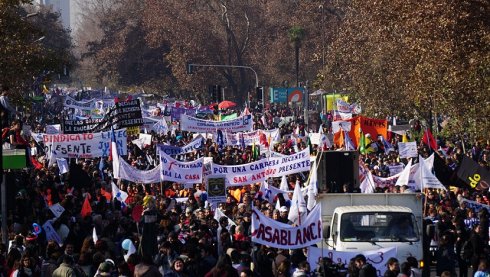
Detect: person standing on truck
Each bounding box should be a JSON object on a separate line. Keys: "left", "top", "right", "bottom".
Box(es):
{"left": 354, "top": 254, "right": 377, "bottom": 277}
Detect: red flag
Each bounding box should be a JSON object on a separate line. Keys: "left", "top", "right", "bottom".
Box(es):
{"left": 81, "top": 195, "right": 92, "bottom": 218}
{"left": 422, "top": 128, "right": 437, "bottom": 150}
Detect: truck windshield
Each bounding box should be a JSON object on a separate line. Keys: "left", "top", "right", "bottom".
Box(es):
{"left": 340, "top": 212, "right": 419, "bottom": 242}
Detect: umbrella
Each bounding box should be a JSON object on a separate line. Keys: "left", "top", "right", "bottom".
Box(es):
{"left": 218, "top": 100, "right": 236, "bottom": 109}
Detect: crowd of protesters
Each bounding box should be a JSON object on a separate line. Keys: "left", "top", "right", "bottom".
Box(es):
{"left": 0, "top": 86, "right": 489, "bottom": 277}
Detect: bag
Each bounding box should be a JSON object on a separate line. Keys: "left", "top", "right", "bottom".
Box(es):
{"left": 460, "top": 240, "right": 473, "bottom": 260}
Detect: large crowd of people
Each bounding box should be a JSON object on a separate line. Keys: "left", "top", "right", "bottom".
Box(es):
{"left": 0, "top": 87, "right": 489, "bottom": 277}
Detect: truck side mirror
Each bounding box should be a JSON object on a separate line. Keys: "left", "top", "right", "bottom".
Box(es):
{"left": 324, "top": 226, "right": 330, "bottom": 239}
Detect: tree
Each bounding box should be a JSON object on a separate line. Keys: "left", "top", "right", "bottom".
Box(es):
{"left": 288, "top": 26, "right": 306, "bottom": 87}
{"left": 319, "top": 0, "right": 490, "bottom": 139}
{"left": 0, "top": 0, "right": 74, "bottom": 103}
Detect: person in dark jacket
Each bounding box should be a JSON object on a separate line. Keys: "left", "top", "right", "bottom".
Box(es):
{"left": 383, "top": 257, "right": 399, "bottom": 277}
{"left": 134, "top": 255, "right": 162, "bottom": 277}
{"left": 469, "top": 224, "right": 486, "bottom": 276}
{"left": 355, "top": 254, "right": 376, "bottom": 277}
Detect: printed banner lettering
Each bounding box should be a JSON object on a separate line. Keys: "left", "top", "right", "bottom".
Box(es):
{"left": 42, "top": 129, "right": 127, "bottom": 159}
{"left": 180, "top": 114, "right": 253, "bottom": 133}
{"left": 212, "top": 148, "right": 311, "bottom": 186}
{"left": 251, "top": 204, "right": 322, "bottom": 249}
{"left": 398, "top": 142, "right": 418, "bottom": 158}
{"left": 457, "top": 156, "right": 490, "bottom": 190}
{"left": 157, "top": 136, "right": 204, "bottom": 156}
{"left": 118, "top": 160, "right": 162, "bottom": 184}
{"left": 63, "top": 99, "right": 143, "bottom": 134}
{"left": 159, "top": 151, "right": 204, "bottom": 184}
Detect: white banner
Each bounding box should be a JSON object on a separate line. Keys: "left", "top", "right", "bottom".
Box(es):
{"left": 118, "top": 159, "right": 162, "bottom": 184}
{"left": 251, "top": 204, "right": 322, "bottom": 249}
{"left": 46, "top": 124, "right": 61, "bottom": 134}
{"left": 157, "top": 135, "right": 204, "bottom": 156}
{"left": 307, "top": 247, "right": 397, "bottom": 277}
{"left": 332, "top": 121, "right": 351, "bottom": 133}
{"left": 159, "top": 151, "right": 204, "bottom": 183}
{"left": 224, "top": 129, "right": 280, "bottom": 147}
{"left": 142, "top": 117, "right": 168, "bottom": 134}
{"left": 388, "top": 164, "right": 404, "bottom": 176}
{"left": 398, "top": 142, "right": 418, "bottom": 158}
{"left": 212, "top": 148, "right": 311, "bottom": 186}
{"left": 42, "top": 129, "right": 127, "bottom": 159}
{"left": 180, "top": 114, "right": 253, "bottom": 133}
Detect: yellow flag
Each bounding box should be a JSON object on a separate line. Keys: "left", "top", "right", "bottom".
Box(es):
{"left": 402, "top": 134, "right": 408, "bottom": 143}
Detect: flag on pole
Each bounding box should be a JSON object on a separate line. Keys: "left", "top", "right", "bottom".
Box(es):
{"left": 395, "top": 159, "right": 413, "bottom": 187}
{"left": 307, "top": 161, "right": 318, "bottom": 210}
{"left": 288, "top": 180, "right": 307, "bottom": 225}
{"left": 81, "top": 195, "right": 92, "bottom": 218}
{"left": 344, "top": 130, "right": 356, "bottom": 151}
{"left": 92, "top": 227, "right": 98, "bottom": 244}
{"left": 359, "top": 129, "right": 366, "bottom": 154}
{"left": 279, "top": 175, "right": 289, "bottom": 191}
{"left": 112, "top": 181, "right": 128, "bottom": 204}
{"left": 111, "top": 127, "right": 120, "bottom": 179}
{"left": 422, "top": 128, "right": 438, "bottom": 151}
{"left": 379, "top": 135, "right": 395, "bottom": 154}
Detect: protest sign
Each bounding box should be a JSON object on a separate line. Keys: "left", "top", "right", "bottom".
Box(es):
{"left": 398, "top": 142, "right": 418, "bottom": 158}
{"left": 457, "top": 156, "right": 490, "bottom": 190}
{"left": 49, "top": 203, "right": 65, "bottom": 218}
{"left": 206, "top": 176, "right": 227, "bottom": 205}
{"left": 180, "top": 114, "right": 253, "bottom": 133}
{"left": 63, "top": 99, "right": 143, "bottom": 134}
{"left": 159, "top": 151, "right": 204, "bottom": 184}
{"left": 46, "top": 124, "right": 61, "bottom": 134}
{"left": 42, "top": 220, "right": 62, "bottom": 246}
{"left": 157, "top": 136, "right": 204, "bottom": 156}
{"left": 127, "top": 126, "right": 140, "bottom": 136}
{"left": 142, "top": 117, "right": 168, "bottom": 134}
{"left": 117, "top": 159, "right": 162, "bottom": 184}
{"left": 307, "top": 247, "right": 397, "bottom": 277}
{"left": 43, "top": 129, "right": 127, "bottom": 159}
{"left": 251, "top": 204, "right": 322, "bottom": 249}
{"left": 388, "top": 164, "right": 404, "bottom": 176}
{"left": 212, "top": 148, "right": 311, "bottom": 186}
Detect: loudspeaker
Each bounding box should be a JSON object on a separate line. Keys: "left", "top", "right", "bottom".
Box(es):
{"left": 316, "top": 151, "right": 359, "bottom": 193}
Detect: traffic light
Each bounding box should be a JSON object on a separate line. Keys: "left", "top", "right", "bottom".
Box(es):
{"left": 256, "top": 86, "right": 264, "bottom": 102}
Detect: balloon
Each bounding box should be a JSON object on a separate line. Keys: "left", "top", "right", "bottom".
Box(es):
{"left": 32, "top": 223, "right": 42, "bottom": 235}
{"left": 122, "top": 239, "right": 132, "bottom": 251}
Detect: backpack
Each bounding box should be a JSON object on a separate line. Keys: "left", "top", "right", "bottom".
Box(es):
{"left": 460, "top": 240, "right": 473, "bottom": 260}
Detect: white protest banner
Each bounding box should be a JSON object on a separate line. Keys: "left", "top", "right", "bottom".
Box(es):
{"left": 388, "top": 164, "right": 404, "bottom": 176}
{"left": 42, "top": 220, "right": 62, "bottom": 246}
{"left": 259, "top": 182, "right": 292, "bottom": 203}
{"left": 142, "top": 117, "right": 168, "bottom": 134}
{"left": 42, "top": 129, "right": 127, "bottom": 159}
{"left": 308, "top": 133, "right": 322, "bottom": 145}
{"left": 118, "top": 159, "right": 162, "bottom": 184}
{"left": 46, "top": 124, "right": 61, "bottom": 134}
{"left": 336, "top": 99, "right": 352, "bottom": 113}
{"left": 157, "top": 136, "right": 204, "bottom": 156}
{"left": 224, "top": 129, "right": 280, "bottom": 147}
{"left": 132, "top": 133, "right": 152, "bottom": 149}
{"left": 331, "top": 121, "right": 351, "bottom": 133}
{"left": 461, "top": 197, "right": 490, "bottom": 213}
{"left": 251, "top": 204, "right": 322, "bottom": 249}
{"left": 212, "top": 148, "right": 311, "bottom": 186}
{"left": 63, "top": 96, "right": 97, "bottom": 110}
{"left": 49, "top": 203, "right": 65, "bottom": 218}
{"left": 56, "top": 158, "right": 69, "bottom": 175}
{"left": 398, "top": 141, "right": 418, "bottom": 158}
{"left": 307, "top": 247, "right": 397, "bottom": 277}
{"left": 159, "top": 151, "right": 204, "bottom": 183}
{"left": 180, "top": 114, "right": 253, "bottom": 133}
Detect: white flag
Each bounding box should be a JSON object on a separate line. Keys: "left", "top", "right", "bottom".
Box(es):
{"left": 124, "top": 240, "right": 136, "bottom": 262}
{"left": 288, "top": 180, "right": 307, "bottom": 225}
{"left": 111, "top": 129, "right": 120, "bottom": 179}
{"left": 279, "top": 175, "right": 289, "bottom": 191}
{"left": 214, "top": 208, "right": 236, "bottom": 229}
{"left": 56, "top": 158, "right": 69, "bottom": 175}
{"left": 395, "top": 159, "right": 413, "bottom": 187}
{"left": 359, "top": 170, "right": 376, "bottom": 193}
{"left": 417, "top": 155, "right": 446, "bottom": 191}
{"left": 111, "top": 181, "right": 128, "bottom": 203}
{"left": 92, "top": 227, "right": 98, "bottom": 244}
{"left": 307, "top": 161, "right": 318, "bottom": 210}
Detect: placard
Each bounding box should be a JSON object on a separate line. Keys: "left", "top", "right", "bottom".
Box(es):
{"left": 207, "top": 175, "right": 227, "bottom": 204}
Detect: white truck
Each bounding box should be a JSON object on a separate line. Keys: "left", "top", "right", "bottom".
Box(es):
{"left": 319, "top": 193, "right": 424, "bottom": 263}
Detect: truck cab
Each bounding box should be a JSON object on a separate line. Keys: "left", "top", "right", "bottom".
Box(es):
{"left": 320, "top": 193, "right": 423, "bottom": 263}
